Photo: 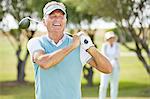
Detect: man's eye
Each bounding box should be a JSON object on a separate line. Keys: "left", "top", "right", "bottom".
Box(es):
{"left": 49, "top": 15, "right": 64, "bottom": 18}
{"left": 49, "top": 15, "right": 55, "bottom": 17}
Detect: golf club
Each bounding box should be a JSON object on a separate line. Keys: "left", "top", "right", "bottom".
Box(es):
{"left": 19, "top": 17, "right": 73, "bottom": 37}
{"left": 19, "top": 17, "right": 41, "bottom": 29}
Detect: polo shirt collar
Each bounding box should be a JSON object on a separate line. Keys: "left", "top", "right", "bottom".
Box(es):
{"left": 46, "top": 33, "right": 67, "bottom": 47}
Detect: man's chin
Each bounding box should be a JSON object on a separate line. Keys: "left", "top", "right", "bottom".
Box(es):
{"left": 52, "top": 26, "right": 62, "bottom": 29}
{"left": 51, "top": 26, "right": 64, "bottom": 31}
{"left": 51, "top": 29, "right": 64, "bottom": 33}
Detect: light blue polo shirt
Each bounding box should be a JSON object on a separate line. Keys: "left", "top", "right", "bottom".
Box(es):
{"left": 27, "top": 34, "right": 91, "bottom": 99}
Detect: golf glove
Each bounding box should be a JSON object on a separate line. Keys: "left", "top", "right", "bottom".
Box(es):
{"left": 77, "top": 31, "right": 95, "bottom": 51}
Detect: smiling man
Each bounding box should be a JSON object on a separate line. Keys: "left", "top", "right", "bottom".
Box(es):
{"left": 27, "top": 1, "right": 112, "bottom": 99}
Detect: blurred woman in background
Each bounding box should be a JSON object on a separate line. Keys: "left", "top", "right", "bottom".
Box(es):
{"left": 99, "top": 31, "right": 120, "bottom": 99}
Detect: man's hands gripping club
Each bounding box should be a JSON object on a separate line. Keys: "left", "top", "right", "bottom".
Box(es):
{"left": 71, "top": 31, "right": 95, "bottom": 51}
{"left": 76, "top": 31, "right": 94, "bottom": 51}
{"left": 70, "top": 34, "right": 80, "bottom": 50}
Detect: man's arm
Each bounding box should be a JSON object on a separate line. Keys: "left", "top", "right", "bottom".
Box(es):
{"left": 78, "top": 31, "right": 112, "bottom": 73}
{"left": 87, "top": 47, "right": 112, "bottom": 73}
{"left": 33, "top": 35, "right": 80, "bottom": 69}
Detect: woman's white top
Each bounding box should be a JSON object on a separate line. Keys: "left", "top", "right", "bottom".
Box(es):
{"left": 101, "top": 42, "right": 120, "bottom": 67}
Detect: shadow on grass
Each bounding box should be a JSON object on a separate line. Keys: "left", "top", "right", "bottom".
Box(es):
{"left": 0, "top": 81, "right": 150, "bottom": 98}
{"left": 0, "top": 80, "right": 35, "bottom": 99}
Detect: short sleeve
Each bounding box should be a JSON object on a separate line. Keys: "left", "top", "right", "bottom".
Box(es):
{"left": 80, "top": 47, "right": 92, "bottom": 66}
{"left": 27, "top": 37, "right": 45, "bottom": 57}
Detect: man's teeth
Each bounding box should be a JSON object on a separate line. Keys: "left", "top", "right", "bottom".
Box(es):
{"left": 53, "top": 23, "right": 61, "bottom": 26}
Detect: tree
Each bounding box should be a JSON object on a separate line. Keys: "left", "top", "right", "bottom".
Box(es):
{"left": 63, "top": 0, "right": 150, "bottom": 75}
{"left": 0, "top": 0, "right": 38, "bottom": 82}
{"left": 0, "top": 0, "right": 81, "bottom": 82}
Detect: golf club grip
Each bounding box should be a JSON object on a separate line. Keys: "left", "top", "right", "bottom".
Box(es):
{"left": 66, "top": 33, "right": 72, "bottom": 37}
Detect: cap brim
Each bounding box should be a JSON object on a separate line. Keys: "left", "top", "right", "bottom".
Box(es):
{"left": 106, "top": 35, "right": 115, "bottom": 40}
{"left": 45, "top": 5, "right": 66, "bottom": 16}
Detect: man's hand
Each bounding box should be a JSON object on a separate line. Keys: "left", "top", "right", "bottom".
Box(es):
{"left": 70, "top": 34, "right": 80, "bottom": 50}
{"left": 77, "top": 31, "right": 94, "bottom": 51}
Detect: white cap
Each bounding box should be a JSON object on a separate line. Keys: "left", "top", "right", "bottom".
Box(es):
{"left": 43, "top": 1, "right": 66, "bottom": 17}
{"left": 104, "top": 31, "right": 115, "bottom": 40}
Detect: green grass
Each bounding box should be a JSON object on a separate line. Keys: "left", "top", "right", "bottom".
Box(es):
{"left": 0, "top": 81, "right": 149, "bottom": 99}
{"left": 0, "top": 34, "right": 150, "bottom": 99}
{"left": 0, "top": 82, "right": 35, "bottom": 99}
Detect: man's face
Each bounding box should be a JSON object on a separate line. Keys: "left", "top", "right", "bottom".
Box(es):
{"left": 44, "top": 9, "right": 66, "bottom": 33}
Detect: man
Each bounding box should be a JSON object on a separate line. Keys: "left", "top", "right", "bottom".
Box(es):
{"left": 27, "top": 1, "right": 112, "bottom": 99}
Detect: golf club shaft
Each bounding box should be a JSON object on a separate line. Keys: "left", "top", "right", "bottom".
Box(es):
{"left": 26, "top": 17, "right": 41, "bottom": 23}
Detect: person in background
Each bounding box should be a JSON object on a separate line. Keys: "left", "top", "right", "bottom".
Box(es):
{"left": 99, "top": 31, "right": 120, "bottom": 99}
{"left": 27, "top": 1, "right": 112, "bottom": 99}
